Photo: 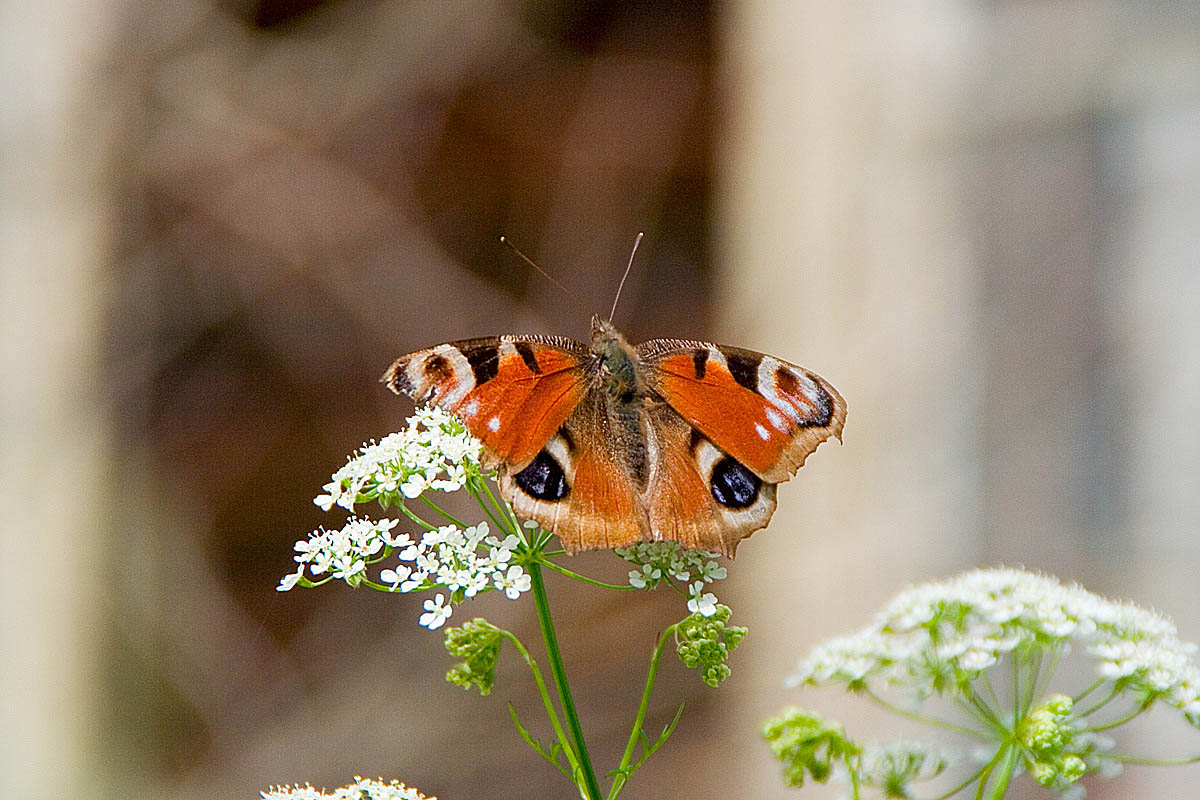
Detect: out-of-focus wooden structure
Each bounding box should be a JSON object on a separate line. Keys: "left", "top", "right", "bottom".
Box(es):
{"left": 3, "top": 2, "right": 1199, "bottom": 799}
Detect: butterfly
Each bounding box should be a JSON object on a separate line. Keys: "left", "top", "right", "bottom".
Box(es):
{"left": 383, "top": 312, "right": 846, "bottom": 558}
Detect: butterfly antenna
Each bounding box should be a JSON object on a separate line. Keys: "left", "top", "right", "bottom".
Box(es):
{"left": 499, "top": 236, "right": 590, "bottom": 313}
{"left": 609, "top": 231, "right": 643, "bottom": 321}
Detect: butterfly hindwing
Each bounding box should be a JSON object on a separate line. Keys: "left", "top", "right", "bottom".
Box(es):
{"left": 383, "top": 335, "right": 591, "bottom": 471}
{"left": 499, "top": 390, "right": 644, "bottom": 552}
{"left": 637, "top": 339, "right": 847, "bottom": 484}
{"left": 643, "top": 404, "right": 778, "bottom": 556}
{"left": 498, "top": 389, "right": 776, "bottom": 557}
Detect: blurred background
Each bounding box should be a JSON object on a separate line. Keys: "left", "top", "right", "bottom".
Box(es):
{"left": 4, "top": 1, "right": 1200, "bottom": 798}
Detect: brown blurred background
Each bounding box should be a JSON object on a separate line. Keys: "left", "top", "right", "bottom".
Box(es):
{"left": 4, "top": 1, "right": 1200, "bottom": 799}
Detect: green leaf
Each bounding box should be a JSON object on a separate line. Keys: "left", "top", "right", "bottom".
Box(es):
{"left": 507, "top": 703, "right": 573, "bottom": 780}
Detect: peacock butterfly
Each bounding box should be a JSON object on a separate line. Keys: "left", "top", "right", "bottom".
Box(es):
{"left": 382, "top": 309, "right": 845, "bottom": 558}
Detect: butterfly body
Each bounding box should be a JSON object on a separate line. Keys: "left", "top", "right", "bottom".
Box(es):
{"left": 384, "top": 315, "right": 845, "bottom": 557}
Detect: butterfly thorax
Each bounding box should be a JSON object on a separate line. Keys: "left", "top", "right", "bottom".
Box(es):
{"left": 590, "top": 315, "right": 641, "bottom": 404}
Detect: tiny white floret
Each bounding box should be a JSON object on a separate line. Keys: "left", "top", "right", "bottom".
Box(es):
{"left": 419, "top": 593, "right": 452, "bottom": 630}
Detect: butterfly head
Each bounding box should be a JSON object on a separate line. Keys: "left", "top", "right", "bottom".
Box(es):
{"left": 590, "top": 314, "right": 639, "bottom": 403}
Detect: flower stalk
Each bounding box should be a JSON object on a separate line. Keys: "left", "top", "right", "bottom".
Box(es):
{"left": 274, "top": 408, "right": 744, "bottom": 799}
{"left": 527, "top": 559, "right": 603, "bottom": 800}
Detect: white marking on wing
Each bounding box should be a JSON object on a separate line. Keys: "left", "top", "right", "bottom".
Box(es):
{"left": 757, "top": 356, "right": 820, "bottom": 424}
{"left": 488, "top": 416, "right": 501, "bottom": 432}
{"left": 411, "top": 344, "right": 474, "bottom": 408}
{"left": 543, "top": 433, "right": 575, "bottom": 477}
{"left": 755, "top": 423, "right": 771, "bottom": 441}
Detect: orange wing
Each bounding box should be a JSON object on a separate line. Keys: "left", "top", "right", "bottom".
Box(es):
{"left": 501, "top": 391, "right": 781, "bottom": 558}
{"left": 637, "top": 340, "right": 846, "bottom": 483}
{"left": 642, "top": 405, "right": 779, "bottom": 557}
{"left": 383, "top": 336, "right": 591, "bottom": 472}
{"left": 498, "top": 390, "right": 645, "bottom": 553}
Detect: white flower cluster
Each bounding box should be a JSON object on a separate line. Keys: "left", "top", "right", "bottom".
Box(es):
{"left": 314, "top": 407, "right": 481, "bottom": 512}
{"left": 788, "top": 568, "right": 1200, "bottom": 723}
{"left": 261, "top": 777, "right": 433, "bottom": 800}
{"left": 280, "top": 519, "right": 531, "bottom": 630}
{"left": 381, "top": 521, "right": 531, "bottom": 629}
{"left": 615, "top": 542, "right": 727, "bottom": 617}
{"left": 278, "top": 517, "right": 405, "bottom": 589}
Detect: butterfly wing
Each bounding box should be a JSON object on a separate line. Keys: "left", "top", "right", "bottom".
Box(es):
{"left": 494, "top": 380, "right": 784, "bottom": 558}
{"left": 497, "top": 388, "right": 646, "bottom": 553}
{"left": 383, "top": 335, "right": 591, "bottom": 472}
{"left": 641, "top": 403, "right": 779, "bottom": 556}
{"left": 636, "top": 339, "right": 846, "bottom": 484}
{"left": 497, "top": 386, "right": 773, "bottom": 557}
{"left": 384, "top": 332, "right": 844, "bottom": 558}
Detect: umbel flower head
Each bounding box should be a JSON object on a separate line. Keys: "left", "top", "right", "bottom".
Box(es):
{"left": 789, "top": 567, "right": 1200, "bottom": 720}
{"left": 769, "top": 567, "right": 1200, "bottom": 798}
{"left": 313, "top": 406, "right": 483, "bottom": 511}
{"left": 276, "top": 382, "right": 748, "bottom": 800}
{"left": 261, "top": 777, "right": 433, "bottom": 800}
{"left": 278, "top": 408, "right": 531, "bottom": 629}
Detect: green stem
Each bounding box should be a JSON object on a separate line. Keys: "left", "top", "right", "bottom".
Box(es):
{"left": 971, "top": 746, "right": 1008, "bottom": 800}
{"left": 1072, "top": 677, "right": 1107, "bottom": 705}
{"left": 921, "top": 758, "right": 994, "bottom": 800}
{"left": 540, "top": 559, "right": 639, "bottom": 591}
{"left": 1032, "top": 645, "right": 1062, "bottom": 706}
{"left": 499, "top": 629, "right": 582, "bottom": 779}
{"left": 957, "top": 691, "right": 1006, "bottom": 736}
{"left": 982, "top": 744, "right": 1020, "bottom": 800}
{"left": 847, "top": 752, "right": 862, "bottom": 800}
{"left": 979, "top": 671, "right": 1004, "bottom": 720}
{"left": 475, "top": 474, "right": 523, "bottom": 534}
{"left": 466, "top": 486, "right": 508, "bottom": 534}
{"left": 1075, "top": 685, "right": 1121, "bottom": 720}
{"left": 1022, "top": 647, "right": 1041, "bottom": 714}
{"left": 865, "top": 689, "right": 991, "bottom": 740}
{"left": 1082, "top": 701, "right": 1149, "bottom": 733}
{"left": 419, "top": 495, "right": 469, "bottom": 528}
{"left": 1106, "top": 752, "right": 1200, "bottom": 766}
{"left": 528, "top": 561, "right": 603, "bottom": 800}
{"left": 396, "top": 502, "right": 437, "bottom": 532}
{"left": 609, "top": 625, "right": 677, "bottom": 799}
{"left": 952, "top": 696, "right": 997, "bottom": 733}
{"left": 1011, "top": 650, "right": 1021, "bottom": 720}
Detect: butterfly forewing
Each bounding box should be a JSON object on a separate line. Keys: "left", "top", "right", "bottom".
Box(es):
{"left": 383, "top": 335, "right": 592, "bottom": 471}
{"left": 636, "top": 339, "right": 846, "bottom": 484}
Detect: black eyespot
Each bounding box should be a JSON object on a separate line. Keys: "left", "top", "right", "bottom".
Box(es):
{"left": 514, "top": 450, "right": 569, "bottom": 501}
{"left": 710, "top": 456, "right": 761, "bottom": 509}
